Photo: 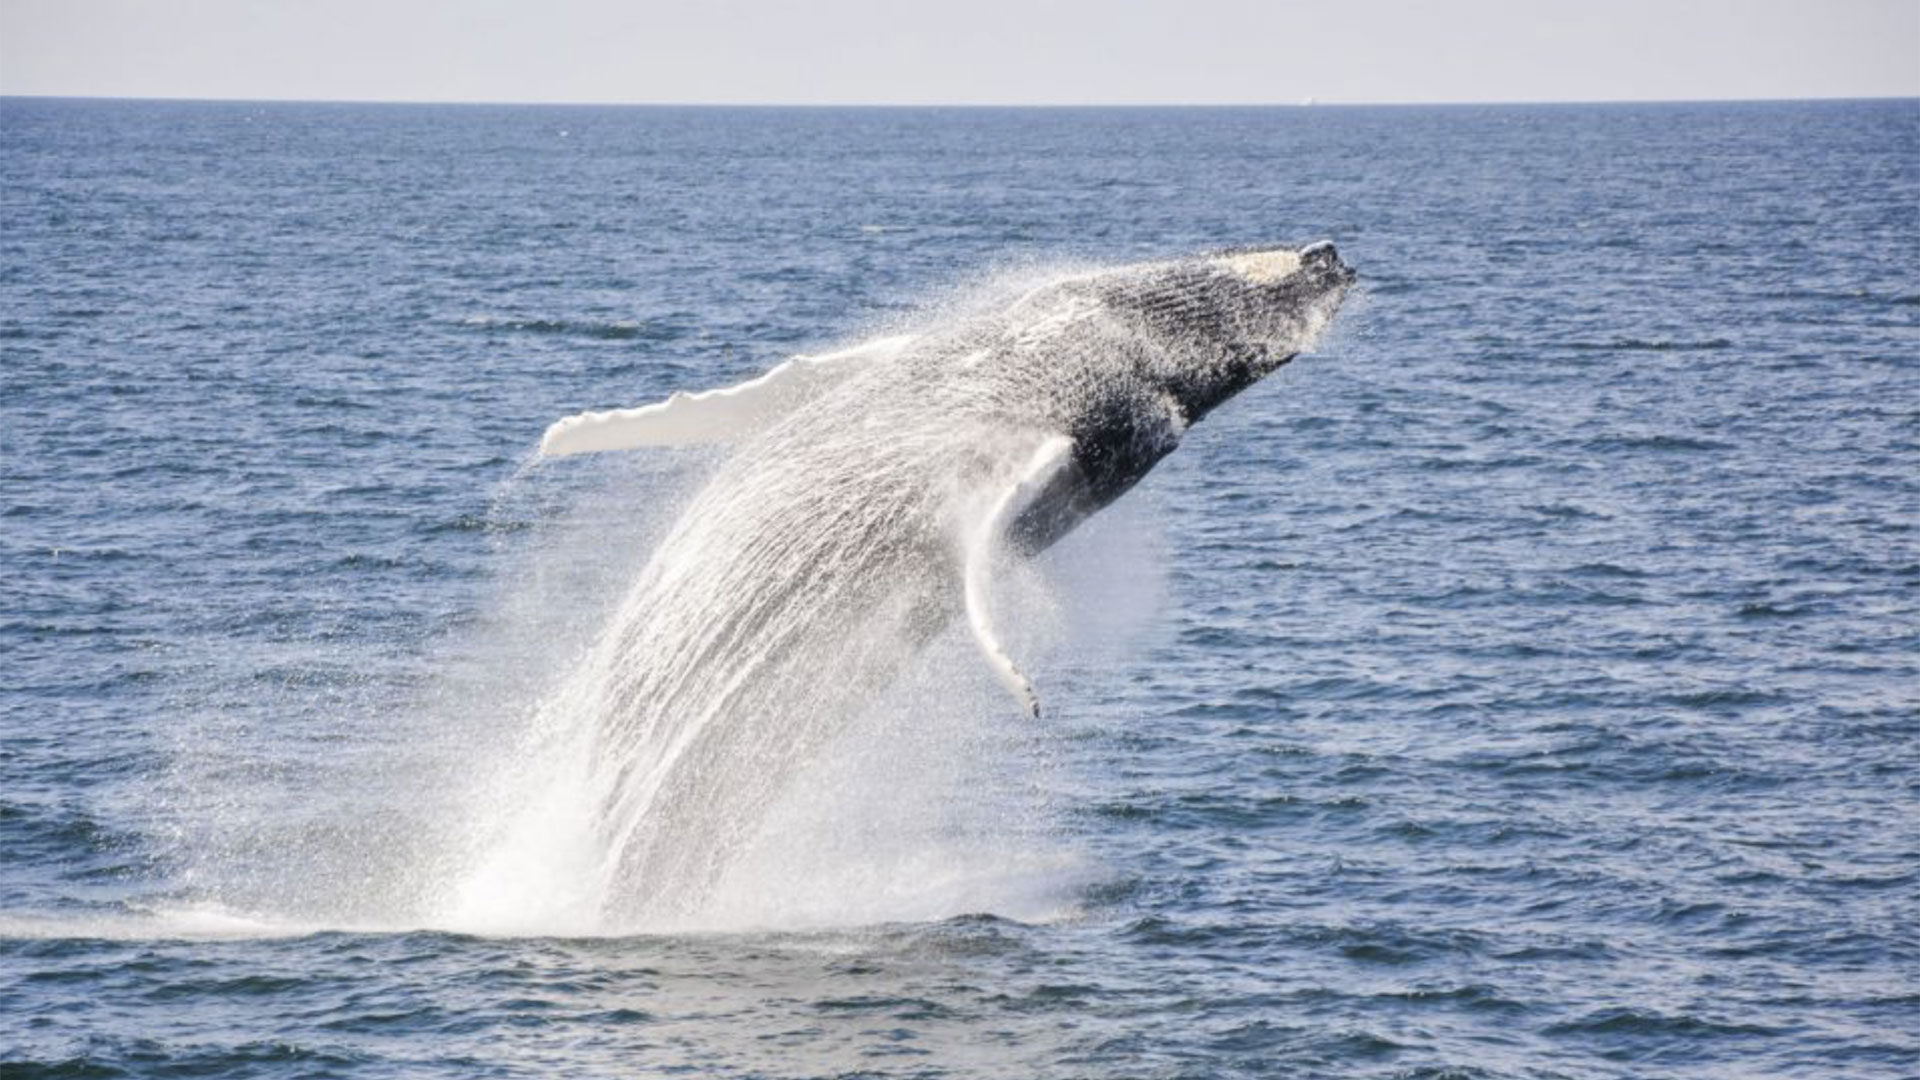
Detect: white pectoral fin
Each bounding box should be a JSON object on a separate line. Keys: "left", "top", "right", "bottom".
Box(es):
{"left": 965, "top": 433, "right": 1076, "bottom": 719}
{"left": 537, "top": 333, "right": 915, "bottom": 457}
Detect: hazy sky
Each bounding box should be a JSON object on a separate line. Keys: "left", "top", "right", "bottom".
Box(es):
{"left": 2, "top": 0, "right": 1916, "bottom": 106}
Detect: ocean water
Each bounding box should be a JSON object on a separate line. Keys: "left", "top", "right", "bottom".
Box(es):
{"left": 2, "top": 97, "right": 1916, "bottom": 1078}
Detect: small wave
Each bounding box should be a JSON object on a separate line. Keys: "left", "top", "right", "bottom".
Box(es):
{"left": 1577, "top": 433, "right": 1732, "bottom": 453}
{"left": 1542, "top": 1006, "right": 1784, "bottom": 1038}
{"left": 453, "top": 315, "right": 661, "bottom": 341}
{"left": 1822, "top": 868, "right": 1920, "bottom": 891}
{"left": 290, "top": 394, "right": 376, "bottom": 411}
{"left": 8, "top": 1045, "right": 367, "bottom": 1079}
{"left": 1661, "top": 687, "right": 1788, "bottom": 709}
{"left": 1563, "top": 338, "right": 1734, "bottom": 353}
{"left": 0, "top": 905, "right": 328, "bottom": 942}
{"left": 1525, "top": 502, "right": 1613, "bottom": 520}
{"left": 1375, "top": 983, "right": 1530, "bottom": 1016}
{"left": 1416, "top": 454, "right": 1546, "bottom": 472}
{"left": 1759, "top": 288, "right": 1917, "bottom": 307}
{"left": 1565, "top": 561, "right": 1650, "bottom": 580}
{"left": 1736, "top": 601, "right": 1805, "bottom": 619}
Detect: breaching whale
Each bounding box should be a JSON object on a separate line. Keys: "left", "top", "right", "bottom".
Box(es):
{"left": 531, "top": 243, "right": 1355, "bottom": 922}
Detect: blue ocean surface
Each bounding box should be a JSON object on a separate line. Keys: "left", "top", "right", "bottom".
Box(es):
{"left": 2, "top": 98, "right": 1916, "bottom": 1078}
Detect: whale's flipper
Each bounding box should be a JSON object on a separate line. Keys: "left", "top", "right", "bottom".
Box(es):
{"left": 539, "top": 333, "right": 916, "bottom": 456}
{"left": 965, "top": 433, "right": 1076, "bottom": 719}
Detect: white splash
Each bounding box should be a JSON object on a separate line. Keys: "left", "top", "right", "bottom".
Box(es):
{"left": 153, "top": 246, "right": 1350, "bottom": 939}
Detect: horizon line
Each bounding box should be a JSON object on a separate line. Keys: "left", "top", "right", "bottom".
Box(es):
{"left": 4, "top": 91, "right": 1917, "bottom": 110}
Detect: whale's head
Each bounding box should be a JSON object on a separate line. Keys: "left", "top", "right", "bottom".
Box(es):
{"left": 1204, "top": 240, "right": 1356, "bottom": 349}
{"left": 1004, "top": 243, "right": 1356, "bottom": 552}
{"left": 1108, "top": 241, "right": 1355, "bottom": 426}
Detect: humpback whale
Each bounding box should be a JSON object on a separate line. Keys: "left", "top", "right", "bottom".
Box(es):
{"left": 531, "top": 243, "right": 1355, "bottom": 923}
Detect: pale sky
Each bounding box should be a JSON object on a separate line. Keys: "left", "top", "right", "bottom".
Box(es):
{"left": 2, "top": 0, "right": 1915, "bottom": 106}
